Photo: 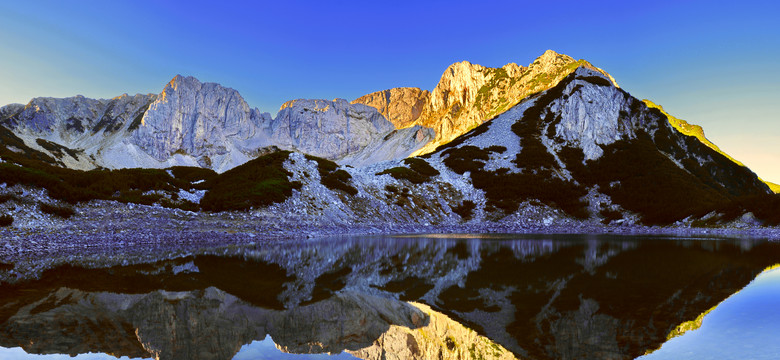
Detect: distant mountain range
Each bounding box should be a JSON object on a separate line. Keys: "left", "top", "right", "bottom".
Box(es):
{"left": 1, "top": 50, "right": 778, "bottom": 226}
{"left": 0, "top": 50, "right": 614, "bottom": 172}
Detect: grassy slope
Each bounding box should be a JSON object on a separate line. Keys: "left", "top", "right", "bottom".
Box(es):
{"left": 643, "top": 99, "right": 779, "bottom": 194}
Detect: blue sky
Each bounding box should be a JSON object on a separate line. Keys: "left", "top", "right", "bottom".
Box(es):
{"left": 0, "top": 0, "right": 778, "bottom": 182}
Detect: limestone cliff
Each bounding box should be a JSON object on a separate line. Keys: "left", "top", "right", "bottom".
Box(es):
{"left": 268, "top": 98, "right": 429, "bottom": 163}
{"left": 352, "top": 88, "right": 430, "bottom": 129}
{"left": 0, "top": 77, "right": 432, "bottom": 172}
{"left": 0, "top": 93, "right": 157, "bottom": 169}
{"left": 130, "top": 75, "right": 272, "bottom": 171}
{"left": 268, "top": 66, "right": 770, "bottom": 228}
{"left": 353, "top": 50, "right": 618, "bottom": 155}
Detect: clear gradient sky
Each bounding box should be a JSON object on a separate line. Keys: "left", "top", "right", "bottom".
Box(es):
{"left": 1, "top": 1, "right": 778, "bottom": 182}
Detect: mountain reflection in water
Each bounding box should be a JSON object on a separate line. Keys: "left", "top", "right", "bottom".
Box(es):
{"left": 0, "top": 234, "right": 778, "bottom": 360}
{"left": 638, "top": 266, "right": 780, "bottom": 360}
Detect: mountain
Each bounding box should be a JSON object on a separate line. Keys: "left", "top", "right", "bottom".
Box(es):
{"left": 1, "top": 51, "right": 776, "bottom": 226}
{"left": 268, "top": 98, "right": 433, "bottom": 166}
{"left": 0, "top": 77, "right": 431, "bottom": 173}
{"left": 185, "top": 65, "right": 770, "bottom": 226}
{"left": 353, "top": 50, "right": 618, "bottom": 155}
{"left": 0, "top": 93, "right": 156, "bottom": 169}
{"left": 0, "top": 50, "right": 617, "bottom": 173}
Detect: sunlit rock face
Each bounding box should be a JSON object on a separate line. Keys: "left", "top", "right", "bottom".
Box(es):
{"left": 282, "top": 65, "right": 767, "bottom": 227}
{"left": 353, "top": 50, "right": 617, "bottom": 155}
{"left": 352, "top": 88, "right": 430, "bottom": 129}
{"left": 548, "top": 67, "right": 645, "bottom": 160}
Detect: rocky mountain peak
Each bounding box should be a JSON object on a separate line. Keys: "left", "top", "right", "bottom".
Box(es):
{"left": 502, "top": 62, "right": 526, "bottom": 77}
{"left": 351, "top": 51, "right": 600, "bottom": 157}
{"left": 128, "top": 75, "right": 267, "bottom": 170}
{"left": 430, "top": 61, "right": 489, "bottom": 111}
{"left": 534, "top": 49, "right": 575, "bottom": 69}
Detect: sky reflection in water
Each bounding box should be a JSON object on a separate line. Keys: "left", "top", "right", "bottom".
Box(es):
{"left": 639, "top": 268, "right": 780, "bottom": 360}
{"left": 0, "top": 335, "right": 357, "bottom": 360}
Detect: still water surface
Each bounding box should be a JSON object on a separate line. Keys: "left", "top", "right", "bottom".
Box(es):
{"left": 0, "top": 234, "right": 778, "bottom": 360}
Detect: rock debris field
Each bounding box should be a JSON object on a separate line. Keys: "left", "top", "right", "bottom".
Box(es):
{"left": 1, "top": 194, "right": 779, "bottom": 284}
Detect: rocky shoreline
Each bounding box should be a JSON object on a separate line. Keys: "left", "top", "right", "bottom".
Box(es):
{"left": 1, "top": 198, "right": 779, "bottom": 283}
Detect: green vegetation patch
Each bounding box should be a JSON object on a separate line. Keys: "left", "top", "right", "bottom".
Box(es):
{"left": 305, "top": 155, "right": 358, "bottom": 195}
{"left": 39, "top": 203, "right": 75, "bottom": 219}
{"left": 471, "top": 170, "right": 589, "bottom": 218}
{"left": 377, "top": 158, "right": 440, "bottom": 184}
{"left": 441, "top": 146, "right": 505, "bottom": 175}
{"left": 577, "top": 75, "right": 612, "bottom": 87}
{"left": 559, "top": 134, "right": 729, "bottom": 225}
{"left": 65, "top": 117, "right": 85, "bottom": 133}
{"left": 168, "top": 166, "right": 218, "bottom": 188}
{"left": 474, "top": 67, "right": 509, "bottom": 110}
{"left": 201, "top": 151, "right": 302, "bottom": 211}
{"left": 709, "top": 193, "right": 780, "bottom": 226}
{"left": 0, "top": 138, "right": 302, "bottom": 212}
{"left": 0, "top": 125, "right": 58, "bottom": 166}
{"left": 404, "top": 158, "right": 440, "bottom": 177}
{"left": 0, "top": 214, "right": 12, "bottom": 227}
{"left": 452, "top": 200, "right": 476, "bottom": 221}
{"left": 0, "top": 194, "right": 18, "bottom": 204}
{"left": 430, "top": 120, "right": 493, "bottom": 154}
{"left": 599, "top": 208, "right": 624, "bottom": 224}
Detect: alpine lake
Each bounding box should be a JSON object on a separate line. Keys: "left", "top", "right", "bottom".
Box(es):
{"left": 1, "top": 233, "right": 779, "bottom": 360}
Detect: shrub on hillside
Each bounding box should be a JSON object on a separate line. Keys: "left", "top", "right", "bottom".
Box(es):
{"left": 559, "top": 133, "right": 730, "bottom": 225}
{"left": 404, "top": 158, "right": 440, "bottom": 177}
{"left": 168, "top": 166, "right": 218, "bottom": 186}
{"left": 0, "top": 194, "right": 18, "bottom": 204}
{"left": 452, "top": 200, "right": 476, "bottom": 221}
{"left": 710, "top": 194, "right": 780, "bottom": 226}
{"left": 0, "top": 214, "right": 12, "bottom": 227}
{"left": 305, "top": 155, "right": 358, "bottom": 195}
{"left": 39, "top": 203, "right": 75, "bottom": 219}
{"left": 201, "top": 151, "right": 302, "bottom": 211}
{"left": 378, "top": 157, "right": 441, "bottom": 185}
{"left": 441, "top": 146, "right": 492, "bottom": 174}
{"left": 599, "top": 208, "right": 623, "bottom": 224}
